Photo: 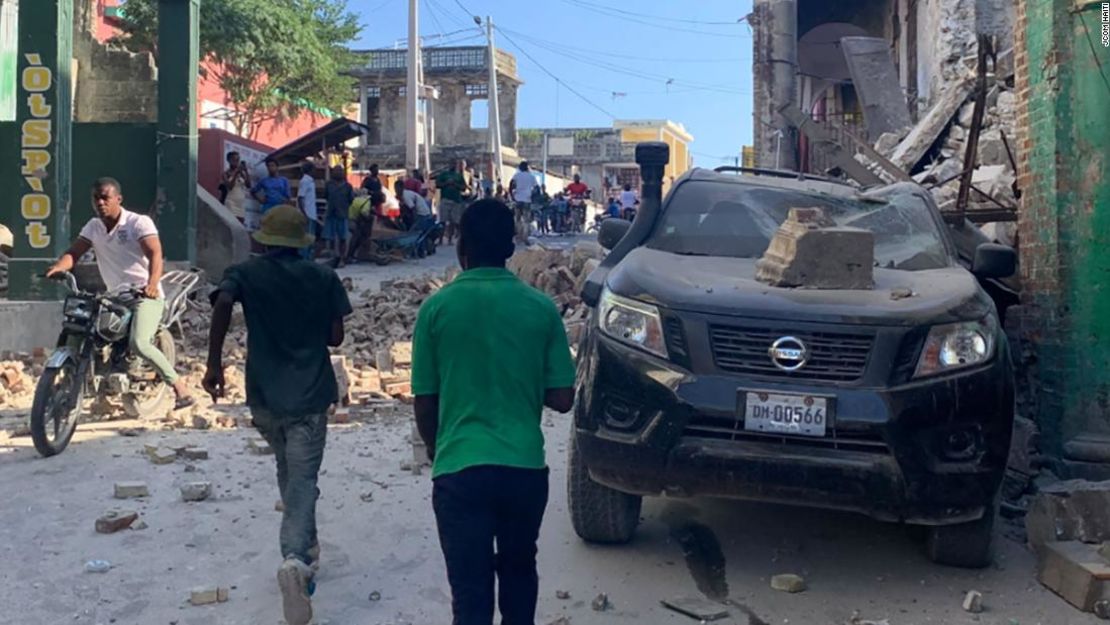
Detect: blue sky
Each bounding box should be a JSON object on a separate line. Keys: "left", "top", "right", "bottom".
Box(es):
{"left": 351, "top": 0, "right": 754, "bottom": 167}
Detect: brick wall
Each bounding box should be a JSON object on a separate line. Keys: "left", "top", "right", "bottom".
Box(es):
{"left": 1012, "top": 0, "right": 1110, "bottom": 471}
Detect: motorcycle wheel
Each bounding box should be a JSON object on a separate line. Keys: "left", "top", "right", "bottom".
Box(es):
{"left": 122, "top": 328, "right": 176, "bottom": 419}
{"left": 30, "top": 362, "right": 86, "bottom": 457}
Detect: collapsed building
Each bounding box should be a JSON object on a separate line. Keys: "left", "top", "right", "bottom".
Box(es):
{"left": 348, "top": 45, "right": 522, "bottom": 176}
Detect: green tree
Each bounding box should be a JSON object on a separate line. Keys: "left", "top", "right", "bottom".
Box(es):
{"left": 116, "top": 0, "right": 363, "bottom": 139}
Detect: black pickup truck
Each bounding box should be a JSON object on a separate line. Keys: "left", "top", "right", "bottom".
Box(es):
{"left": 569, "top": 143, "right": 1018, "bottom": 568}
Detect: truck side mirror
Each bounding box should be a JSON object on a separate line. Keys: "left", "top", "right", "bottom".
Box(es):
{"left": 598, "top": 219, "right": 632, "bottom": 251}
{"left": 972, "top": 243, "right": 1017, "bottom": 279}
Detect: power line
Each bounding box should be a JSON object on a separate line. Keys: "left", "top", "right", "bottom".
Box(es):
{"left": 564, "top": 0, "right": 747, "bottom": 26}
{"left": 559, "top": 0, "right": 747, "bottom": 38}
{"left": 449, "top": 0, "right": 484, "bottom": 31}
{"left": 422, "top": 0, "right": 449, "bottom": 38}
{"left": 494, "top": 27, "right": 617, "bottom": 120}
{"left": 499, "top": 27, "right": 747, "bottom": 95}
{"left": 494, "top": 27, "right": 747, "bottom": 64}
{"left": 426, "top": 0, "right": 469, "bottom": 30}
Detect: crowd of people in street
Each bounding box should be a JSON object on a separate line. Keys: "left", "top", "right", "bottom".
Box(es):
{"left": 217, "top": 150, "right": 642, "bottom": 267}
{"left": 44, "top": 166, "right": 633, "bottom": 625}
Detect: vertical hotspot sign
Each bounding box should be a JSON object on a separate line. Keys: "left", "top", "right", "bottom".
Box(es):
{"left": 11, "top": 0, "right": 72, "bottom": 299}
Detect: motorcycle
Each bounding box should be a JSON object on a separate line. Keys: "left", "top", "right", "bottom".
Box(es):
{"left": 30, "top": 270, "right": 199, "bottom": 457}
{"left": 567, "top": 196, "right": 589, "bottom": 234}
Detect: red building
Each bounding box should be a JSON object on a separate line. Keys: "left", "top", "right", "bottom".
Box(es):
{"left": 95, "top": 0, "right": 335, "bottom": 151}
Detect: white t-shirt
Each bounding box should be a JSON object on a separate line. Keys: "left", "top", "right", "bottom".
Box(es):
{"left": 511, "top": 170, "right": 538, "bottom": 203}
{"left": 79, "top": 209, "right": 162, "bottom": 297}
{"left": 401, "top": 189, "right": 432, "bottom": 217}
{"left": 298, "top": 174, "right": 318, "bottom": 220}
{"left": 620, "top": 190, "right": 638, "bottom": 209}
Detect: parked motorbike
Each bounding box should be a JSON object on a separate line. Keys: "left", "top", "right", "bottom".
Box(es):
{"left": 568, "top": 197, "right": 588, "bottom": 234}
{"left": 30, "top": 270, "right": 199, "bottom": 457}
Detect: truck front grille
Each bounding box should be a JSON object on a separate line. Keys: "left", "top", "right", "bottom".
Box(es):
{"left": 709, "top": 325, "right": 873, "bottom": 382}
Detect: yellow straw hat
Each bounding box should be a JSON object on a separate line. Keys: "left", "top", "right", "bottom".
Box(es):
{"left": 253, "top": 204, "right": 315, "bottom": 248}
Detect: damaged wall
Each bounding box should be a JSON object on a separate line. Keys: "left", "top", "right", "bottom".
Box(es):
{"left": 1011, "top": 0, "right": 1110, "bottom": 477}
{"left": 72, "top": 1, "right": 157, "bottom": 123}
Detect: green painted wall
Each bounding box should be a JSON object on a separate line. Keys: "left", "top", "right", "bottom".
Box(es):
{"left": 1063, "top": 3, "right": 1110, "bottom": 445}
{"left": 0, "top": 121, "right": 157, "bottom": 239}
{"left": 1019, "top": 0, "right": 1110, "bottom": 460}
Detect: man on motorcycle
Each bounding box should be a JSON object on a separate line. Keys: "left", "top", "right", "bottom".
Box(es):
{"left": 566, "top": 174, "right": 589, "bottom": 201}
{"left": 45, "top": 178, "right": 195, "bottom": 410}
{"left": 566, "top": 175, "right": 590, "bottom": 232}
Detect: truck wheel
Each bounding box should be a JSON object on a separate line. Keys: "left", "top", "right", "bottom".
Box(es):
{"left": 925, "top": 503, "right": 996, "bottom": 568}
{"left": 567, "top": 434, "right": 642, "bottom": 544}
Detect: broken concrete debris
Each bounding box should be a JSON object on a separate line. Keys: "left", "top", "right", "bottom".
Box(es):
{"left": 770, "top": 573, "right": 807, "bottom": 593}
{"left": 756, "top": 208, "right": 874, "bottom": 290}
{"left": 661, "top": 596, "right": 730, "bottom": 621}
{"left": 1026, "top": 479, "right": 1110, "bottom": 550}
{"left": 591, "top": 593, "right": 612, "bottom": 612}
{"left": 555, "top": 590, "right": 571, "bottom": 600}
{"left": 1036, "top": 541, "right": 1110, "bottom": 614}
{"left": 962, "top": 590, "right": 984, "bottom": 613}
{"left": 95, "top": 509, "right": 139, "bottom": 534}
{"left": 180, "top": 481, "right": 212, "bottom": 502}
{"left": 113, "top": 481, "right": 150, "bottom": 499}
{"left": 84, "top": 559, "right": 112, "bottom": 574}
{"left": 247, "top": 438, "right": 273, "bottom": 455}
{"left": 179, "top": 447, "right": 209, "bottom": 461}
{"left": 189, "top": 586, "right": 230, "bottom": 606}
{"left": 147, "top": 446, "right": 178, "bottom": 465}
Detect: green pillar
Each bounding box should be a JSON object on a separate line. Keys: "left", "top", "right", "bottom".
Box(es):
{"left": 7, "top": 0, "right": 73, "bottom": 299}
{"left": 156, "top": 0, "right": 199, "bottom": 262}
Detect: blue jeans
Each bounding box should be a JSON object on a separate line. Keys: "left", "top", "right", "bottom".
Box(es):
{"left": 252, "top": 407, "right": 327, "bottom": 565}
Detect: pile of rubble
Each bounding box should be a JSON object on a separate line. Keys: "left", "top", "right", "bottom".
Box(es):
{"left": 0, "top": 360, "right": 34, "bottom": 408}
{"left": 864, "top": 53, "right": 1018, "bottom": 244}
{"left": 508, "top": 241, "right": 604, "bottom": 344}
{"left": 172, "top": 242, "right": 604, "bottom": 413}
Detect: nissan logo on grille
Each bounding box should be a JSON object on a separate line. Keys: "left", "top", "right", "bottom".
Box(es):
{"left": 769, "top": 336, "right": 809, "bottom": 371}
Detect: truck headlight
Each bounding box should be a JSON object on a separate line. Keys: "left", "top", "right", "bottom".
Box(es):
{"left": 599, "top": 289, "right": 668, "bottom": 358}
{"left": 914, "top": 319, "right": 996, "bottom": 378}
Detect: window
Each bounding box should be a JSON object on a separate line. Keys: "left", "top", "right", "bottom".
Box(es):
{"left": 647, "top": 183, "right": 950, "bottom": 271}
{"left": 366, "top": 86, "right": 381, "bottom": 99}
{"left": 398, "top": 86, "right": 406, "bottom": 97}
{"left": 465, "top": 84, "right": 489, "bottom": 97}
{"left": 471, "top": 99, "right": 488, "bottom": 129}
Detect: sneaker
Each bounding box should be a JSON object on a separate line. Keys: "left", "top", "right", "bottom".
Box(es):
{"left": 277, "top": 558, "right": 313, "bottom": 625}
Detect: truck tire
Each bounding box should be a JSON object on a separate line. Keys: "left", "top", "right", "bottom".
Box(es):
{"left": 925, "top": 503, "right": 996, "bottom": 568}
{"left": 567, "top": 434, "right": 642, "bottom": 544}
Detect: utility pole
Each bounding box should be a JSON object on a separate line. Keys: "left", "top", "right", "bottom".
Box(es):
{"left": 485, "top": 16, "right": 503, "bottom": 186}
{"left": 406, "top": 0, "right": 420, "bottom": 172}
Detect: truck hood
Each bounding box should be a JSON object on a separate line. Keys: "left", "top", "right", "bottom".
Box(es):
{"left": 606, "top": 248, "right": 991, "bottom": 326}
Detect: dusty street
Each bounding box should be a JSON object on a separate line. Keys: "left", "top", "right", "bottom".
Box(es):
{"left": 0, "top": 408, "right": 1091, "bottom": 625}
{"left": 0, "top": 244, "right": 1094, "bottom": 625}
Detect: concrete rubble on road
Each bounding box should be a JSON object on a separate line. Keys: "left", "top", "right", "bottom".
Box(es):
{"left": 180, "top": 481, "right": 212, "bottom": 502}
{"left": 770, "top": 573, "right": 807, "bottom": 593}
{"left": 1026, "top": 479, "right": 1110, "bottom": 549}
{"left": 95, "top": 509, "right": 139, "bottom": 534}
{"left": 189, "top": 586, "right": 230, "bottom": 606}
{"left": 962, "top": 590, "right": 984, "bottom": 613}
{"left": 113, "top": 481, "right": 150, "bottom": 499}
{"left": 1026, "top": 479, "right": 1110, "bottom": 616}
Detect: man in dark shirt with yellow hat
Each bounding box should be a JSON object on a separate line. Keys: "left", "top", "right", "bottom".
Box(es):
{"left": 412, "top": 198, "right": 576, "bottom": 625}
{"left": 203, "top": 204, "right": 352, "bottom": 625}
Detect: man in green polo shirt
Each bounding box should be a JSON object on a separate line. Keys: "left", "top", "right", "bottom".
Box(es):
{"left": 412, "top": 199, "right": 576, "bottom": 625}
{"left": 202, "top": 204, "right": 352, "bottom": 625}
